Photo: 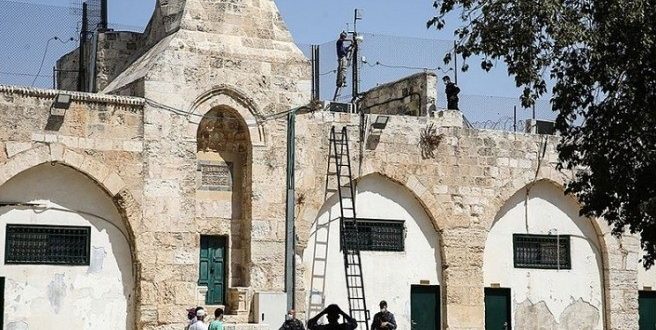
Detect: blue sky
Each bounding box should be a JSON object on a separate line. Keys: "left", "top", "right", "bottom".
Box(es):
{"left": 3, "top": 0, "right": 554, "bottom": 123}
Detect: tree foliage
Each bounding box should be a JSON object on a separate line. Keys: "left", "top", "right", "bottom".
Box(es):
{"left": 429, "top": 0, "right": 656, "bottom": 267}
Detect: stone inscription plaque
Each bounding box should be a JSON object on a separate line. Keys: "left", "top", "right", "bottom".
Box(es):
{"left": 199, "top": 162, "right": 233, "bottom": 191}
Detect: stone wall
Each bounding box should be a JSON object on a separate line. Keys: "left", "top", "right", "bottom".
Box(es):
{"left": 358, "top": 72, "right": 437, "bottom": 116}
{"left": 0, "top": 85, "right": 145, "bottom": 329}
{"left": 96, "top": 31, "right": 145, "bottom": 92}
{"left": 292, "top": 110, "right": 641, "bottom": 330}
{"left": 55, "top": 49, "right": 80, "bottom": 91}
{"left": 99, "top": 1, "right": 312, "bottom": 328}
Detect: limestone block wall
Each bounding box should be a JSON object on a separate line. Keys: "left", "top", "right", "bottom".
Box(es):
{"left": 0, "top": 86, "right": 145, "bottom": 329}
{"left": 96, "top": 31, "right": 145, "bottom": 92}
{"left": 55, "top": 48, "right": 80, "bottom": 91}
{"left": 358, "top": 72, "right": 437, "bottom": 116}
{"left": 99, "top": 1, "right": 312, "bottom": 327}
{"left": 292, "top": 110, "right": 642, "bottom": 330}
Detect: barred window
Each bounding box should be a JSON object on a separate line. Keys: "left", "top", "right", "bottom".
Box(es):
{"left": 5, "top": 225, "right": 91, "bottom": 266}
{"left": 513, "top": 234, "right": 571, "bottom": 269}
{"left": 342, "top": 218, "right": 405, "bottom": 252}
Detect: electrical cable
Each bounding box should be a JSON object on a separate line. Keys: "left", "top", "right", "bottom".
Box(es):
{"left": 144, "top": 98, "right": 315, "bottom": 125}
{"left": 30, "top": 36, "right": 75, "bottom": 87}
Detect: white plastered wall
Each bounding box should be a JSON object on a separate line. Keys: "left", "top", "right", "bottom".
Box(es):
{"left": 0, "top": 164, "right": 134, "bottom": 330}
{"left": 303, "top": 174, "right": 441, "bottom": 329}
{"left": 483, "top": 182, "right": 604, "bottom": 329}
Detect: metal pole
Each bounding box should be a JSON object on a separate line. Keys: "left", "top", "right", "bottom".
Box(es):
{"left": 100, "top": 0, "right": 108, "bottom": 32}
{"left": 311, "top": 46, "right": 316, "bottom": 101}
{"left": 285, "top": 110, "right": 297, "bottom": 311}
{"left": 351, "top": 9, "right": 360, "bottom": 103}
{"left": 513, "top": 106, "right": 517, "bottom": 132}
{"left": 78, "top": 2, "right": 88, "bottom": 92}
{"left": 532, "top": 104, "right": 536, "bottom": 120}
{"left": 52, "top": 66, "right": 56, "bottom": 89}
{"left": 453, "top": 40, "right": 458, "bottom": 85}
{"left": 311, "top": 45, "right": 321, "bottom": 102}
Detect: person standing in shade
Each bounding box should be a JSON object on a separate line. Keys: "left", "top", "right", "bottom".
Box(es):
{"left": 336, "top": 31, "right": 353, "bottom": 88}
{"left": 371, "top": 301, "right": 397, "bottom": 330}
{"left": 280, "top": 309, "right": 305, "bottom": 330}
{"left": 189, "top": 308, "right": 209, "bottom": 330}
{"left": 308, "top": 304, "right": 357, "bottom": 330}
{"left": 209, "top": 308, "right": 224, "bottom": 330}
{"left": 443, "top": 76, "right": 461, "bottom": 110}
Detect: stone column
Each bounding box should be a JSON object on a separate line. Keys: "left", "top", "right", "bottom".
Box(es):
{"left": 442, "top": 227, "right": 486, "bottom": 329}
{"left": 604, "top": 234, "right": 640, "bottom": 330}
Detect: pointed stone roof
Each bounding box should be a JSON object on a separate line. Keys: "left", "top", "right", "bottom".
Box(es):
{"left": 103, "top": 0, "right": 311, "bottom": 116}
{"left": 142, "top": 0, "right": 294, "bottom": 48}
{"left": 104, "top": 0, "right": 309, "bottom": 98}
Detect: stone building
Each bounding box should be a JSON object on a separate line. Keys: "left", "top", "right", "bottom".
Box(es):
{"left": 0, "top": 0, "right": 654, "bottom": 329}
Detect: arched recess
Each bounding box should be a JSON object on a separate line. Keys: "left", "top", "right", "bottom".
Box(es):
{"left": 483, "top": 179, "right": 608, "bottom": 329}
{"left": 195, "top": 104, "right": 253, "bottom": 290}
{"left": 302, "top": 173, "right": 444, "bottom": 329}
{"left": 0, "top": 157, "right": 138, "bottom": 329}
{"left": 188, "top": 85, "right": 266, "bottom": 147}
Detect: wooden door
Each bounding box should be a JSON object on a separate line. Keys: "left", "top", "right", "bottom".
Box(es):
{"left": 199, "top": 236, "right": 226, "bottom": 305}
{"left": 410, "top": 285, "right": 440, "bottom": 330}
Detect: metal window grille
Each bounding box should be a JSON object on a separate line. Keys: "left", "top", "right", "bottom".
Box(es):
{"left": 5, "top": 225, "right": 91, "bottom": 266}
{"left": 342, "top": 218, "right": 405, "bottom": 252}
{"left": 513, "top": 234, "right": 571, "bottom": 270}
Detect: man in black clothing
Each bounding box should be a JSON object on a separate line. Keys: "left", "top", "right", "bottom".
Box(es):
{"left": 443, "top": 76, "right": 461, "bottom": 110}
{"left": 308, "top": 304, "right": 357, "bottom": 330}
{"left": 280, "top": 309, "right": 305, "bottom": 330}
{"left": 371, "top": 301, "right": 397, "bottom": 330}
{"left": 336, "top": 32, "right": 352, "bottom": 88}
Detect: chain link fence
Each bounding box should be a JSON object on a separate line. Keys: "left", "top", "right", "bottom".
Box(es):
{"left": 0, "top": 0, "right": 143, "bottom": 90}
{"left": 299, "top": 33, "right": 557, "bottom": 132}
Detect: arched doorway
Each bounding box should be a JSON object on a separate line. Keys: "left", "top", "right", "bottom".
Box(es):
{"left": 483, "top": 181, "right": 604, "bottom": 329}
{"left": 0, "top": 163, "right": 135, "bottom": 329}
{"left": 303, "top": 173, "right": 443, "bottom": 329}
{"left": 196, "top": 106, "right": 252, "bottom": 304}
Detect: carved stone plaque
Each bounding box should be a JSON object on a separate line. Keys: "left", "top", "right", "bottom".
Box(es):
{"left": 199, "top": 161, "right": 233, "bottom": 191}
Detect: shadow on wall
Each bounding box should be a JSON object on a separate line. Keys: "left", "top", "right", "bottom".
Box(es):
{"left": 486, "top": 180, "right": 605, "bottom": 329}
{"left": 0, "top": 163, "right": 135, "bottom": 330}
{"left": 305, "top": 173, "right": 443, "bottom": 328}
{"left": 493, "top": 180, "right": 604, "bottom": 266}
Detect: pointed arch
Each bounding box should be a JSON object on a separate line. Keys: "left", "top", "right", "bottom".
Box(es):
{"left": 188, "top": 85, "right": 266, "bottom": 146}
{"left": 0, "top": 143, "right": 140, "bottom": 329}
{"left": 483, "top": 173, "right": 613, "bottom": 329}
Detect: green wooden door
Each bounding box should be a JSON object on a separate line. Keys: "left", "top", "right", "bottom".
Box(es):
{"left": 485, "top": 288, "right": 511, "bottom": 330}
{"left": 640, "top": 291, "right": 656, "bottom": 330}
{"left": 199, "top": 236, "right": 226, "bottom": 305}
{"left": 410, "top": 285, "right": 440, "bottom": 330}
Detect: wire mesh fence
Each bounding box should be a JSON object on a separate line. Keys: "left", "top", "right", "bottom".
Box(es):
{"left": 0, "top": 0, "right": 143, "bottom": 90}
{"left": 299, "top": 33, "right": 557, "bottom": 133}
{"left": 1, "top": 2, "right": 555, "bottom": 132}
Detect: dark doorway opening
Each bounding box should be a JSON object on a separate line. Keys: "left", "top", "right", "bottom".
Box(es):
{"left": 410, "top": 284, "right": 440, "bottom": 330}
{"left": 640, "top": 291, "right": 656, "bottom": 330}
{"left": 485, "top": 287, "right": 511, "bottom": 330}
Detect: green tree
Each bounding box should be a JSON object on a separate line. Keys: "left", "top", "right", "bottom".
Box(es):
{"left": 428, "top": 0, "right": 656, "bottom": 267}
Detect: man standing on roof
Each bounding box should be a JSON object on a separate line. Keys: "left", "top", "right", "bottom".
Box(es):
{"left": 336, "top": 31, "right": 353, "bottom": 88}
{"left": 443, "top": 75, "right": 461, "bottom": 110}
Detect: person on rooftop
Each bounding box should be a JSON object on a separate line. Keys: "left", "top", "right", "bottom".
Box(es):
{"left": 336, "top": 31, "right": 353, "bottom": 88}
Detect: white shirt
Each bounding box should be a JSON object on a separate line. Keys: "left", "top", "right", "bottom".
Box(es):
{"left": 189, "top": 320, "right": 209, "bottom": 330}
